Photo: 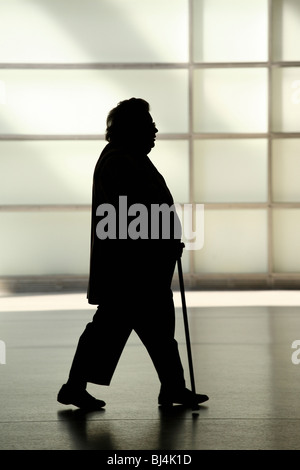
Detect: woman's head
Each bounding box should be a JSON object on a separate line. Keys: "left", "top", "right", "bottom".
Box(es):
{"left": 105, "top": 98, "right": 158, "bottom": 153}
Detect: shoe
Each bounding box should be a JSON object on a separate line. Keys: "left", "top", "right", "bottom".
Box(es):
{"left": 158, "top": 387, "right": 209, "bottom": 407}
{"left": 57, "top": 384, "right": 106, "bottom": 411}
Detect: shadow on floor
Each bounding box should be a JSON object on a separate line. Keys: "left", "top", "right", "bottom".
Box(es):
{"left": 57, "top": 405, "right": 209, "bottom": 450}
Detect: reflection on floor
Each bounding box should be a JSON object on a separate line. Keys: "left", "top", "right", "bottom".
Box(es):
{"left": 1, "top": 291, "right": 300, "bottom": 451}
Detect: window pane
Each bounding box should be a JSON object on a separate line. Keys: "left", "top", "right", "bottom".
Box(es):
{"left": 0, "top": 140, "right": 189, "bottom": 205}
{"left": 0, "top": 69, "right": 188, "bottom": 135}
{"left": 0, "top": 0, "right": 188, "bottom": 63}
{"left": 193, "top": 139, "right": 268, "bottom": 203}
{"left": 272, "top": 139, "right": 300, "bottom": 203}
{"left": 193, "top": 68, "right": 268, "bottom": 133}
{"left": 194, "top": 209, "right": 268, "bottom": 273}
{"left": 272, "top": 68, "right": 300, "bottom": 132}
{"left": 193, "top": 0, "right": 268, "bottom": 62}
{"left": 0, "top": 211, "right": 90, "bottom": 276}
{"left": 272, "top": 0, "right": 300, "bottom": 61}
{"left": 0, "top": 139, "right": 188, "bottom": 205}
{"left": 0, "top": 140, "right": 105, "bottom": 205}
{"left": 151, "top": 140, "right": 189, "bottom": 204}
{"left": 273, "top": 209, "right": 300, "bottom": 272}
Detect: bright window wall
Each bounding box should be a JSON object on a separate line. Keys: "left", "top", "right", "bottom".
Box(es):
{"left": 0, "top": 0, "right": 299, "bottom": 288}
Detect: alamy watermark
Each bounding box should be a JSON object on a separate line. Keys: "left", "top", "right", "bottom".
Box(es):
{"left": 291, "top": 340, "right": 300, "bottom": 364}
{"left": 0, "top": 340, "right": 6, "bottom": 365}
{"left": 95, "top": 196, "right": 204, "bottom": 251}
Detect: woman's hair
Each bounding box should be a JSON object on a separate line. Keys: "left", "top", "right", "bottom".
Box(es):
{"left": 105, "top": 97, "right": 150, "bottom": 143}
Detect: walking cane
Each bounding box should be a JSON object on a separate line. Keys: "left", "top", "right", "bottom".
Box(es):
{"left": 177, "top": 256, "right": 196, "bottom": 396}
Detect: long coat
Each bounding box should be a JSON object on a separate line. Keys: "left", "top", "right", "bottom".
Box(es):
{"left": 87, "top": 143, "right": 181, "bottom": 305}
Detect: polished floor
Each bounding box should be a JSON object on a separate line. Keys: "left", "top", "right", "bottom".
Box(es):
{"left": 1, "top": 290, "right": 300, "bottom": 451}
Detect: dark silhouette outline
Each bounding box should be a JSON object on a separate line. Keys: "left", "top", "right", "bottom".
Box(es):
{"left": 57, "top": 98, "right": 208, "bottom": 410}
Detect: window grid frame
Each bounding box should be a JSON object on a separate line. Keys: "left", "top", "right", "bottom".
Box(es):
{"left": 0, "top": 0, "right": 299, "bottom": 287}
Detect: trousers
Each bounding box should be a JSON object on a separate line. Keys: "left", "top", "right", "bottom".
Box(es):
{"left": 68, "top": 284, "right": 186, "bottom": 391}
